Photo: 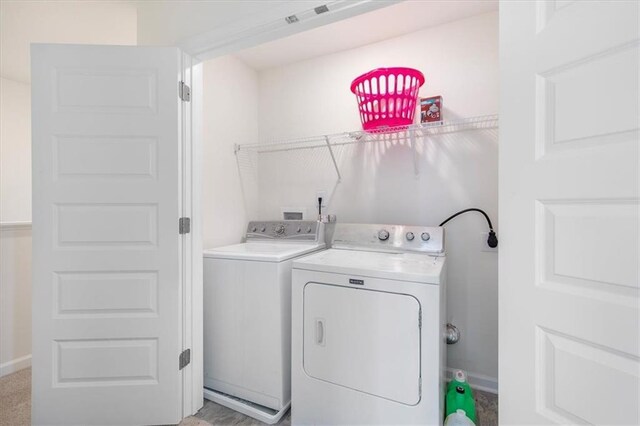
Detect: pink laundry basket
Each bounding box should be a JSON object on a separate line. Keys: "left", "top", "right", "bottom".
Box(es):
{"left": 350, "top": 67, "right": 425, "bottom": 132}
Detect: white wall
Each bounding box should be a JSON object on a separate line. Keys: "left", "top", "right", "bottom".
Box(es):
{"left": 0, "top": 78, "right": 31, "bottom": 223}
{"left": 0, "top": 0, "right": 137, "bottom": 377}
{"left": 0, "top": 224, "right": 32, "bottom": 377}
{"left": 201, "top": 56, "right": 259, "bottom": 249}
{"left": 1, "top": 0, "right": 137, "bottom": 84}
{"left": 0, "top": 79, "right": 32, "bottom": 375}
{"left": 249, "top": 12, "right": 499, "bottom": 389}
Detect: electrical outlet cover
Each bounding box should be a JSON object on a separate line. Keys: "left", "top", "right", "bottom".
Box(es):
{"left": 280, "top": 207, "right": 307, "bottom": 220}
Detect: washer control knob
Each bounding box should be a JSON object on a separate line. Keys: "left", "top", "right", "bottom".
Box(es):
{"left": 275, "top": 224, "right": 286, "bottom": 235}
{"left": 260, "top": 226, "right": 266, "bottom": 232}
{"left": 306, "top": 226, "right": 312, "bottom": 233}
{"left": 296, "top": 227, "right": 301, "bottom": 233}
{"left": 251, "top": 226, "right": 257, "bottom": 232}
{"left": 378, "top": 229, "right": 390, "bottom": 241}
{"left": 406, "top": 232, "right": 415, "bottom": 241}
{"left": 421, "top": 232, "right": 431, "bottom": 241}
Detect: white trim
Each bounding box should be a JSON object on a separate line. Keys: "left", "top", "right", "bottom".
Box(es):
{"left": 203, "top": 388, "right": 290, "bottom": 425}
{"left": 0, "top": 221, "right": 32, "bottom": 231}
{"left": 446, "top": 367, "right": 498, "bottom": 394}
{"left": 190, "top": 62, "right": 204, "bottom": 415}
{"left": 0, "top": 354, "right": 32, "bottom": 377}
{"left": 179, "top": 50, "right": 190, "bottom": 419}
{"left": 179, "top": 52, "right": 204, "bottom": 419}
{"left": 181, "top": 0, "right": 398, "bottom": 61}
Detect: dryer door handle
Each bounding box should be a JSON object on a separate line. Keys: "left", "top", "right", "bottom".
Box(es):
{"left": 316, "top": 319, "right": 325, "bottom": 346}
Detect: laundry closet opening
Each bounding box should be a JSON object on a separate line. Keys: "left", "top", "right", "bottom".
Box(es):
{"left": 199, "top": 0, "right": 499, "bottom": 408}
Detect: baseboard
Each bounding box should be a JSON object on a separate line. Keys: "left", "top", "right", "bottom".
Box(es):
{"left": 446, "top": 367, "right": 498, "bottom": 394}
{"left": 0, "top": 354, "right": 31, "bottom": 378}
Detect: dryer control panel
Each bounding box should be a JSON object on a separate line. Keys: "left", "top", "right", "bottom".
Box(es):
{"left": 245, "top": 220, "right": 324, "bottom": 242}
{"left": 331, "top": 223, "right": 444, "bottom": 255}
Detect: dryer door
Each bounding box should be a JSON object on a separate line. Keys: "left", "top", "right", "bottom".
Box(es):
{"left": 303, "top": 283, "right": 421, "bottom": 405}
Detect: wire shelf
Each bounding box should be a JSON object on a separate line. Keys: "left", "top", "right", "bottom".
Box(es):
{"left": 234, "top": 114, "right": 498, "bottom": 179}
{"left": 235, "top": 114, "right": 498, "bottom": 153}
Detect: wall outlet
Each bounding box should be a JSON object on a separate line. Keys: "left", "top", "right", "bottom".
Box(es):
{"left": 281, "top": 207, "right": 307, "bottom": 220}
{"left": 480, "top": 232, "right": 498, "bottom": 253}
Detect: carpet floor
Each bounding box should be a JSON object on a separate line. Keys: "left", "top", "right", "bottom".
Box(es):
{"left": 1, "top": 368, "right": 498, "bottom": 425}
{"left": 0, "top": 368, "right": 30, "bottom": 426}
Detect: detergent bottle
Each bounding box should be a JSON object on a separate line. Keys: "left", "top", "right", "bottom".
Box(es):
{"left": 445, "top": 370, "right": 476, "bottom": 425}
{"left": 444, "top": 409, "right": 475, "bottom": 426}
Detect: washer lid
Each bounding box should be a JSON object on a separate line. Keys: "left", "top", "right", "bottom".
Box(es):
{"left": 293, "top": 248, "right": 445, "bottom": 284}
{"left": 203, "top": 242, "right": 325, "bottom": 262}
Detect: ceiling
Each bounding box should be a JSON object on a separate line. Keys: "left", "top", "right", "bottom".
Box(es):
{"left": 235, "top": 0, "right": 498, "bottom": 70}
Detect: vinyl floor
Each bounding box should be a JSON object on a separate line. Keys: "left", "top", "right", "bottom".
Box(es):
{"left": 0, "top": 368, "right": 498, "bottom": 426}
{"left": 193, "top": 389, "right": 498, "bottom": 426}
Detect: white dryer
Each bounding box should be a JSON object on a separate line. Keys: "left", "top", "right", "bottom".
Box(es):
{"left": 291, "top": 223, "right": 446, "bottom": 425}
{"left": 203, "top": 220, "right": 325, "bottom": 424}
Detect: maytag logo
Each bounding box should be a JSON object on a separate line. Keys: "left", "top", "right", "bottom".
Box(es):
{"left": 349, "top": 278, "right": 364, "bottom": 285}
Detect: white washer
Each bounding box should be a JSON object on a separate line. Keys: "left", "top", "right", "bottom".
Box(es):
{"left": 203, "top": 220, "right": 325, "bottom": 424}
{"left": 291, "top": 223, "right": 446, "bottom": 425}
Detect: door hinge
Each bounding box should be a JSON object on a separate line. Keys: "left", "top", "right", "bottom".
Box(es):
{"left": 179, "top": 217, "right": 191, "bottom": 234}
{"left": 179, "top": 348, "right": 191, "bottom": 370}
{"left": 179, "top": 81, "right": 191, "bottom": 102}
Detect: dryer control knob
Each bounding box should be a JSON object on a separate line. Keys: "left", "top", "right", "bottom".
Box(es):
{"left": 251, "top": 226, "right": 257, "bottom": 232}
{"left": 378, "top": 229, "right": 390, "bottom": 241}
{"left": 275, "top": 224, "right": 286, "bottom": 235}
{"left": 406, "top": 232, "right": 415, "bottom": 241}
{"left": 306, "top": 226, "right": 312, "bottom": 233}
{"left": 260, "top": 226, "right": 266, "bottom": 232}
{"left": 421, "top": 232, "right": 431, "bottom": 241}
{"left": 296, "top": 227, "right": 301, "bottom": 233}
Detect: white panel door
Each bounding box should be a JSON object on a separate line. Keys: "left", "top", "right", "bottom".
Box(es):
{"left": 303, "top": 283, "right": 421, "bottom": 405}
{"left": 31, "top": 44, "right": 185, "bottom": 425}
{"left": 500, "top": 2, "right": 639, "bottom": 424}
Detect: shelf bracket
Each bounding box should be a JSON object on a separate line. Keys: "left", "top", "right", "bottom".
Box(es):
{"left": 410, "top": 130, "right": 419, "bottom": 177}
{"left": 324, "top": 136, "right": 341, "bottom": 182}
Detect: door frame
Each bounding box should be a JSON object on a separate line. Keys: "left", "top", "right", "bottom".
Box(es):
{"left": 181, "top": 53, "right": 204, "bottom": 417}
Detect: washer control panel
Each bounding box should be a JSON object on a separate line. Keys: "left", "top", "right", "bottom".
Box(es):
{"left": 332, "top": 223, "right": 444, "bottom": 255}
{"left": 246, "top": 220, "right": 322, "bottom": 242}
